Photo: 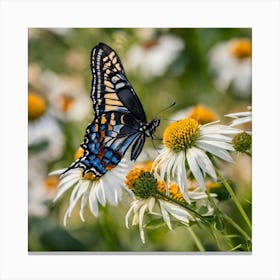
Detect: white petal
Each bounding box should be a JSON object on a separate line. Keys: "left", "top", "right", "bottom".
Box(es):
{"left": 79, "top": 189, "right": 89, "bottom": 222}
{"left": 53, "top": 178, "right": 78, "bottom": 202}
{"left": 199, "top": 134, "right": 232, "bottom": 142}
{"left": 225, "top": 111, "right": 251, "bottom": 118}
{"left": 147, "top": 197, "right": 156, "bottom": 213}
{"left": 125, "top": 204, "right": 135, "bottom": 229}
{"left": 66, "top": 183, "right": 83, "bottom": 218}
{"left": 58, "top": 168, "right": 81, "bottom": 180}
{"left": 197, "top": 139, "right": 234, "bottom": 151}
{"left": 174, "top": 152, "right": 190, "bottom": 202}
{"left": 186, "top": 148, "right": 205, "bottom": 191}
{"left": 96, "top": 181, "right": 106, "bottom": 207}
{"left": 201, "top": 124, "right": 240, "bottom": 135}
{"left": 48, "top": 168, "right": 67, "bottom": 176}
{"left": 196, "top": 141, "right": 234, "bottom": 162}
{"left": 76, "top": 180, "right": 90, "bottom": 221}
{"left": 139, "top": 204, "right": 148, "bottom": 243}
{"left": 191, "top": 147, "right": 217, "bottom": 181}
{"left": 229, "top": 116, "right": 252, "bottom": 126}
{"left": 162, "top": 201, "right": 193, "bottom": 223}
{"left": 89, "top": 185, "right": 99, "bottom": 217}
{"left": 159, "top": 200, "right": 172, "bottom": 230}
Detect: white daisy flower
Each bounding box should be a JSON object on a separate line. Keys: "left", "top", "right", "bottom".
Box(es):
{"left": 50, "top": 157, "right": 133, "bottom": 225}
{"left": 125, "top": 35, "right": 184, "bottom": 80}
{"left": 40, "top": 71, "right": 91, "bottom": 122}
{"left": 28, "top": 158, "right": 59, "bottom": 217}
{"left": 125, "top": 166, "right": 216, "bottom": 243}
{"left": 152, "top": 118, "right": 240, "bottom": 201}
{"left": 225, "top": 110, "right": 252, "bottom": 127}
{"left": 208, "top": 38, "right": 252, "bottom": 98}
{"left": 29, "top": 113, "right": 65, "bottom": 163}
{"left": 125, "top": 197, "right": 195, "bottom": 243}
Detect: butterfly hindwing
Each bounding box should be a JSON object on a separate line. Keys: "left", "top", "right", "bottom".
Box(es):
{"left": 73, "top": 110, "right": 141, "bottom": 176}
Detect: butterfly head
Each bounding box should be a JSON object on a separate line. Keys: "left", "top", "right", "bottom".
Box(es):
{"left": 143, "top": 118, "right": 160, "bottom": 137}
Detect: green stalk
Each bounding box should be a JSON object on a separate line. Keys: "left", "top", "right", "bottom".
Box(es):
{"left": 215, "top": 168, "right": 252, "bottom": 231}
{"left": 187, "top": 226, "right": 205, "bottom": 252}
{"left": 223, "top": 214, "right": 251, "bottom": 241}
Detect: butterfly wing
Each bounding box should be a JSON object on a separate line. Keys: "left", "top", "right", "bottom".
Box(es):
{"left": 91, "top": 42, "right": 147, "bottom": 122}
{"left": 70, "top": 43, "right": 148, "bottom": 176}
{"left": 72, "top": 110, "right": 140, "bottom": 176}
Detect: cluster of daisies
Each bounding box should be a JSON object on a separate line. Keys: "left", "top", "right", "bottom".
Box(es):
{"left": 28, "top": 66, "right": 91, "bottom": 216}
{"left": 50, "top": 105, "right": 252, "bottom": 243}
{"left": 28, "top": 30, "right": 252, "bottom": 243}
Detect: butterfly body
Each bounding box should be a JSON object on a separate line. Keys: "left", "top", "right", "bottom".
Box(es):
{"left": 68, "top": 43, "right": 160, "bottom": 177}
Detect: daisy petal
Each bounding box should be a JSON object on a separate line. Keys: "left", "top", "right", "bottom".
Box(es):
{"left": 191, "top": 147, "right": 217, "bottom": 181}
{"left": 139, "top": 204, "right": 148, "bottom": 243}
{"left": 196, "top": 141, "right": 234, "bottom": 162}
{"left": 159, "top": 200, "right": 172, "bottom": 230}
{"left": 162, "top": 200, "right": 193, "bottom": 223}
{"left": 89, "top": 186, "right": 99, "bottom": 217}
{"left": 187, "top": 148, "right": 205, "bottom": 190}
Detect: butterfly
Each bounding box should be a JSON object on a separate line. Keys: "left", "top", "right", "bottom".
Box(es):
{"left": 67, "top": 42, "right": 160, "bottom": 178}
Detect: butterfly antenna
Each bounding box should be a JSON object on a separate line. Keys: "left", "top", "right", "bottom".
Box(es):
{"left": 155, "top": 101, "right": 176, "bottom": 118}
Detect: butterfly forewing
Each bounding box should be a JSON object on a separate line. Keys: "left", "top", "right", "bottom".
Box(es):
{"left": 91, "top": 43, "right": 147, "bottom": 122}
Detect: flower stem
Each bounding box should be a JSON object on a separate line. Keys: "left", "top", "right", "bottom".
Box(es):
{"left": 187, "top": 226, "right": 205, "bottom": 252}
{"left": 223, "top": 214, "right": 251, "bottom": 241}
{"left": 215, "top": 168, "right": 252, "bottom": 231}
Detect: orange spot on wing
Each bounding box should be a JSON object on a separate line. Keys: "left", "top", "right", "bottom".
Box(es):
{"left": 100, "top": 130, "right": 106, "bottom": 138}
{"left": 101, "top": 116, "right": 107, "bottom": 124}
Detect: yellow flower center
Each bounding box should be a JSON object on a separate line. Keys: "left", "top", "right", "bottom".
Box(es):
{"left": 125, "top": 168, "right": 144, "bottom": 190}
{"left": 157, "top": 181, "right": 185, "bottom": 202}
{"left": 44, "top": 175, "right": 59, "bottom": 191}
{"left": 187, "top": 105, "right": 217, "bottom": 125}
{"left": 82, "top": 172, "right": 97, "bottom": 181}
{"left": 28, "top": 92, "right": 46, "bottom": 121}
{"left": 163, "top": 118, "right": 200, "bottom": 152}
{"left": 126, "top": 163, "right": 186, "bottom": 202}
{"left": 59, "top": 94, "right": 75, "bottom": 113}
{"left": 231, "top": 39, "right": 252, "bottom": 59}
{"left": 125, "top": 161, "right": 155, "bottom": 190}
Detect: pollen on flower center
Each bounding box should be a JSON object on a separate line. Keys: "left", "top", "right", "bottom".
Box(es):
{"left": 163, "top": 118, "right": 200, "bottom": 152}
{"left": 125, "top": 168, "right": 144, "bottom": 190}
{"left": 157, "top": 181, "right": 185, "bottom": 202}
{"left": 231, "top": 39, "right": 252, "bottom": 59}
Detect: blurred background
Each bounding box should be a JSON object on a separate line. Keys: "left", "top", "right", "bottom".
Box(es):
{"left": 28, "top": 28, "right": 251, "bottom": 252}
